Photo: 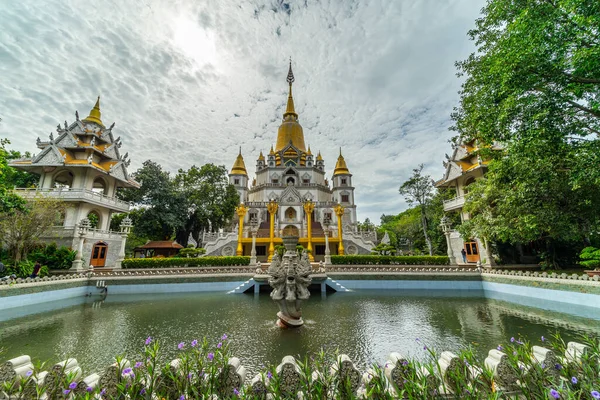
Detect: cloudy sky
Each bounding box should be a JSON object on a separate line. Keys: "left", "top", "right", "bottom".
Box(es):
{"left": 0, "top": 0, "right": 483, "bottom": 222}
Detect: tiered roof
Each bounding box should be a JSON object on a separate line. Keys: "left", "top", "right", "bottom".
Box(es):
{"left": 9, "top": 97, "right": 139, "bottom": 188}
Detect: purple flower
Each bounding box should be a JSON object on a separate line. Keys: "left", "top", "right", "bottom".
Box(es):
{"left": 510, "top": 337, "right": 515, "bottom": 343}
{"left": 592, "top": 391, "right": 600, "bottom": 399}
{"left": 69, "top": 382, "right": 78, "bottom": 389}
{"left": 267, "top": 371, "right": 273, "bottom": 379}
{"left": 135, "top": 361, "right": 143, "bottom": 368}
{"left": 145, "top": 336, "right": 152, "bottom": 345}
{"left": 217, "top": 342, "right": 222, "bottom": 349}
{"left": 187, "top": 373, "right": 193, "bottom": 380}
{"left": 178, "top": 342, "right": 185, "bottom": 350}
{"left": 550, "top": 388, "right": 560, "bottom": 399}
{"left": 555, "top": 363, "right": 562, "bottom": 370}
{"left": 26, "top": 370, "right": 33, "bottom": 377}
{"left": 423, "top": 346, "right": 427, "bottom": 351}
{"left": 86, "top": 386, "right": 93, "bottom": 392}
{"left": 571, "top": 377, "right": 578, "bottom": 384}
{"left": 63, "top": 389, "right": 71, "bottom": 395}
{"left": 541, "top": 336, "right": 546, "bottom": 342}
{"left": 122, "top": 367, "right": 133, "bottom": 376}
{"left": 415, "top": 338, "right": 420, "bottom": 342}
{"left": 233, "top": 388, "right": 240, "bottom": 396}
{"left": 140, "top": 388, "right": 146, "bottom": 395}
{"left": 463, "top": 359, "right": 470, "bottom": 366}
{"left": 497, "top": 345, "right": 503, "bottom": 351}
{"left": 402, "top": 360, "right": 409, "bottom": 366}
{"left": 208, "top": 352, "right": 214, "bottom": 361}
{"left": 513, "top": 351, "right": 517, "bottom": 356}
{"left": 179, "top": 395, "right": 185, "bottom": 400}
{"left": 100, "top": 388, "right": 107, "bottom": 396}
{"left": 221, "top": 334, "right": 228, "bottom": 341}
{"left": 191, "top": 339, "right": 198, "bottom": 347}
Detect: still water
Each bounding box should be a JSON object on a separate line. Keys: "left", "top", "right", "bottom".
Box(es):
{"left": 1, "top": 290, "right": 599, "bottom": 375}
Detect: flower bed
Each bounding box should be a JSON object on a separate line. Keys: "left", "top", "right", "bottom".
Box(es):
{"left": 331, "top": 255, "right": 450, "bottom": 265}
{"left": 122, "top": 256, "right": 251, "bottom": 269}
{"left": 2, "top": 333, "right": 597, "bottom": 399}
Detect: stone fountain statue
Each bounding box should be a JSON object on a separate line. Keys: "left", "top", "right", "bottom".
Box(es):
{"left": 267, "top": 236, "right": 312, "bottom": 328}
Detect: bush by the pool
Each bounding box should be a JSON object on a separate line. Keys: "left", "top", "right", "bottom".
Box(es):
{"left": 331, "top": 255, "right": 450, "bottom": 265}
{"left": 122, "top": 256, "right": 251, "bottom": 269}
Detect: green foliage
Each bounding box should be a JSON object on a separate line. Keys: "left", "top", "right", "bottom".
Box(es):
{"left": 452, "top": 0, "right": 600, "bottom": 268}
{"left": 0, "top": 138, "right": 28, "bottom": 214}
{"left": 399, "top": 164, "right": 435, "bottom": 256}
{"left": 177, "top": 247, "right": 207, "bottom": 257}
{"left": 331, "top": 255, "right": 449, "bottom": 265}
{"left": 116, "top": 161, "right": 239, "bottom": 246}
{"left": 370, "top": 243, "right": 396, "bottom": 255}
{"left": 122, "top": 256, "right": 250, "bottom": 268}
{"left": 6, "top": 260, "right": 49, "bottom": 279}
{"left": 28, "top": 243, "right": 77, "bottom": 270}
{"left": 580, "top": 246, "right": 600, "bottom": 269}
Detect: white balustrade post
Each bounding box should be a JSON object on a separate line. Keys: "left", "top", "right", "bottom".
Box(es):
{"left": 70, "top": 218, "right": 90, "bottom": 272}
{"left": 114, "top": 216, "right": 133, "bottom": 269}
{"left": 324, "top": 229, "right": 332, "bottom": 266}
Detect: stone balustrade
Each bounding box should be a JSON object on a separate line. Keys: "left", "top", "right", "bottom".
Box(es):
{"left": 484, "top": 268, "right": 600, "bottom": 282}
{"left": 0, "top": 341, "right": 593, "bottom": 399}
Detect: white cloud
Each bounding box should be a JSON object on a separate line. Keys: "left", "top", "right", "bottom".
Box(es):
{"left": 0, "top": 0, "right": 483, "bottom": 222}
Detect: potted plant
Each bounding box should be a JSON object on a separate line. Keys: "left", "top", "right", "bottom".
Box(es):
{"left": 580, "top": 246, "right": 600, "bottom": 277}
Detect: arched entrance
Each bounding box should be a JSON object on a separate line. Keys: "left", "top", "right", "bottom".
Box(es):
{"left": 90, "top": 241, "right": 108, "bottom": 267}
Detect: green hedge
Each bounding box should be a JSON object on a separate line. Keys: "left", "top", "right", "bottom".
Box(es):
{"left": 331, "top": 255, "right": 449, "bottom": 265}
{"left": 122, "top": 256, "right": 251, "bottom": 269}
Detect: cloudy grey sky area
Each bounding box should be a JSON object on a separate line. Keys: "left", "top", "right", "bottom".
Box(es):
{"left": 0, "top": 0, "right": 484, "bottom": 223}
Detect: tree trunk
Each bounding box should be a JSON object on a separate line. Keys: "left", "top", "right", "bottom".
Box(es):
{"left": 420, "top": 206, "right": 433, "bottom": 256}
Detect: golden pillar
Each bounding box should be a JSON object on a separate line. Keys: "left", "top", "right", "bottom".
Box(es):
{"left": 267, "top": 200, "right": 279, "bottom": 261}
{"left": 334, "top": 204, "right": 345, "bottom": 256}
{"left": 303, "top": 199, "right": 315, "bottom": 261}
{"left": 235, "top": 204, "right": 248, "bottom": 256}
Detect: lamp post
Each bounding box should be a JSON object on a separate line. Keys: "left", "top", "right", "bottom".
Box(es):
{"left": 303, "top": 199, "right": 315, "bottom": 261}
{"left": 70, "top": 217, "right": 91, "bottom": 271}
{"left": 249, "top": 216, "right": 259, "bottom": 266}
{"left": 323, "top": 216, "right": 332, "bottom": 266}
{"left": 334, "top": 204, "right": 345, "bottom": 255}
{"left": 440, "top": 216, "right": 456, "bottom": 265}
{"left": 114, "top": 216, "right": 133, "bottom": 269}
{"left": 235, "top": 203, "right": 248, "bottom": 256}
{"left": 267, "top": 199, "right": 278, "bottom": 261}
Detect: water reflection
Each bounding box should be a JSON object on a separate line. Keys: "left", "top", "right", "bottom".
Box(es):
{"left": 0, "top": 290, "right": 598, "bottom": 375}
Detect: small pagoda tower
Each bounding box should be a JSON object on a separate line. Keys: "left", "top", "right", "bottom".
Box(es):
{"left": 10, "top": 97, "right": 140, "bottom": 270}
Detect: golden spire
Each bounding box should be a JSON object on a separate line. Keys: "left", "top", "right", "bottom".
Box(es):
{"left": 275, "top": 59, "right": 306, "bottom": 152}
{"left": 307, "top": 146, "right": 312, "bottom": 156}
{"left": 82, "top": 96, "right": 105, "bottom": 128}
{"left": 316, "top": 151, "right": 323, "bottom": 161}
{"left": 284, "top": 58, "right": 296, "bottom": 117}
{"left": 230, "top": 148, "right": 248, "bottom": 176}
{"left": 333, "top": 148, "right": 350, "bottom": 176}
{"left": 258, "top": 151, "right": 265, "bottom": 161}
{"left": 269, "top": 145, "right": 275, "bottom": 155}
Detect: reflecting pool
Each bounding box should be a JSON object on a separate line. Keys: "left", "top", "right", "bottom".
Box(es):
{"left": 1, "top": 290, "right": 598, "bottom": 375}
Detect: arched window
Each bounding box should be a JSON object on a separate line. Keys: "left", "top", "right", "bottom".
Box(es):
{"left": 87, "top": 211, "right": 101, "bottom": 229}
{"left": 285, "top": 207, "right": 297, "bottom": 221}
{"left": 52, "top": 170, "right": 73, "bottom": 189}
{"left": 92, "top": 177, "right": 108, "bottom": 195}
{"left": 286, "top": 177, "right": 295, "bottom": 185}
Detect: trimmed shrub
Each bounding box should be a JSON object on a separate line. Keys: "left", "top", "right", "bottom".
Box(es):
{"left": 331, "top": 255, "right": 449, "bottom": 265}
{"left": 122, "top": 256, "right": 250, "bottom": 269}
{"left": 580, "top": 246, "right": 600, "bottom": 269}
{"left": 177, "top": 247, "right": 207, "bottom": 258}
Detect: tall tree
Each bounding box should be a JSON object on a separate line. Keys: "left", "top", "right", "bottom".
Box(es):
{"left": 399, "top": 164, "right": 434, "bottom": 255}
{"left": 0, "top": 138, "right": 26, "bottom": 213}
{"left": 452, "top": 0, "right": 600, "bottom": 266}
{"left": 0, "top": 196, "right": 65, "bottom": 263}
{"left": 174, "top": 164, "right": 239, "bottom": 246}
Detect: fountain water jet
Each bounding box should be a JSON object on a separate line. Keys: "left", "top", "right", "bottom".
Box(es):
{"left": 267, "top": 236, "right": 312, "bottom": 328}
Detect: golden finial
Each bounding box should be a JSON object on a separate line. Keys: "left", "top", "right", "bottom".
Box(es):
{"left": 269, "top": 145, "right": 275, "bottom": 155}
{"left": 82, "top": 96, "right": 105, "bottom": 128}
{"left": 307, "top": 146, "right": 312, "bottom": 156}
{"left": 258, "top": 151, "right": 265, "bottom": 161}
{"left": 333, "top": 149, "right": 350, "bottom": 176}
{"left": 230, "top": 149, "right": 248, "bottom": 176}
{"left": 284, "top": 58, "right": 296, "bottom": 117}
{"left": 316, "top": 151, "right": 323, "bottom": 161}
